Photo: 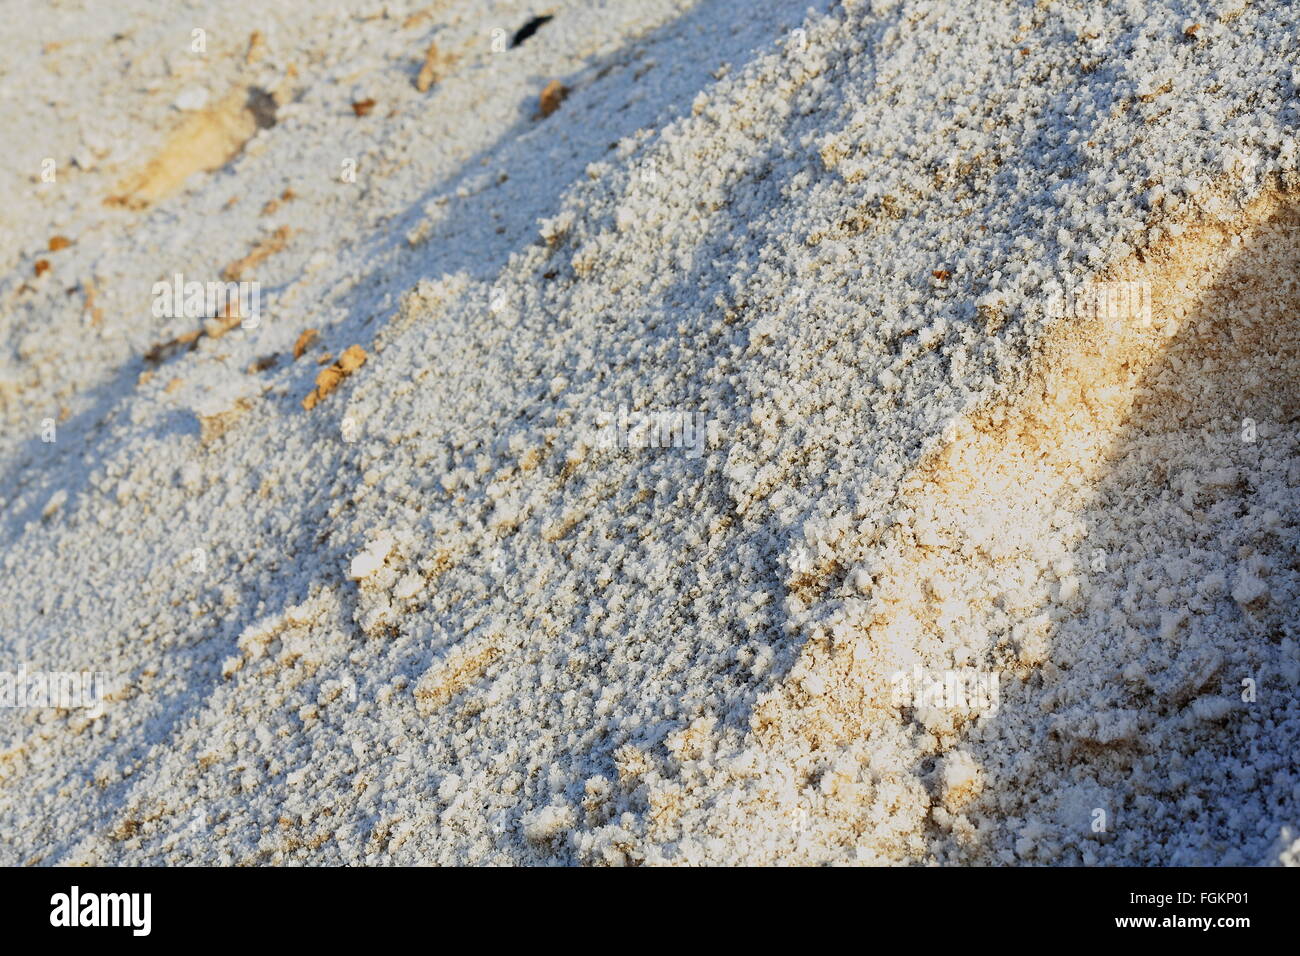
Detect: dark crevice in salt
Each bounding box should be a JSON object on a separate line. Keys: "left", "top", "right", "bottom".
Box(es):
{"left": 511, "top": 15, "right": 553, "bottom": 48}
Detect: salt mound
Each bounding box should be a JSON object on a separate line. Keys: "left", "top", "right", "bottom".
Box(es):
{"left": 0, "top": 0, "right": 1297, "bottom": 865}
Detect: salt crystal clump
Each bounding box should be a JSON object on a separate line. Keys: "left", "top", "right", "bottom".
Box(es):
{"left": 437, "top": 774, "right": 461, "bottom": 803}
{"left": 1190, "top": 696, "right": 1234, "bottom": 722}
{"left": 1231, "top": 567, "right": 1269, "bottom": 608}
{"left": 179, "top": 461, "right": 203, "bottom": 491}
{"left": 174, "top": 86, "right": 209, "bottom": 111}
{"left": 521, "top": 803, "right": 574, "bottom": 844}
{"left": 349, "top": 532, "right": 394, "bottom": 580}
{"left": 939, "top": 751, "right": 983, "bottom": 810}
{"left": 392, "top": 573, "right": 422, "bottom": 601}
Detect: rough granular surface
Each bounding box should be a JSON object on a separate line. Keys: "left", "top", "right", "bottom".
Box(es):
{"left": 0, "top": 0, "right": 1297, "bottom": 865}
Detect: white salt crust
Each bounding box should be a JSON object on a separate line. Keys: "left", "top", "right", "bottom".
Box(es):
{"left": 0, "top": 0, "right": 1297, "bottom": 865}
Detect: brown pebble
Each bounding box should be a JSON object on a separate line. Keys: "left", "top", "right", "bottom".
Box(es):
{"left": 293, "top": 328, "right": 319, "bottom": 359}
{"left": 337, "top": 344, "right": 367, "bottom": 373}
{"left": 539, "top": 80, "right": 568, "bottom": 118}
{"left": 416, "top": 43, "right": 442, "bottom": 93}
{"left": 315, "top": 366, "right": 343, "bottom": 392}
{"left": 302, "top": 345, "right": 367, "bottom": 410}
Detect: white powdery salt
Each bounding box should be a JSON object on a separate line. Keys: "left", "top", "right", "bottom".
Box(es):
{"left": 0, "top": 0, "right": 1296, "bottom": 867}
